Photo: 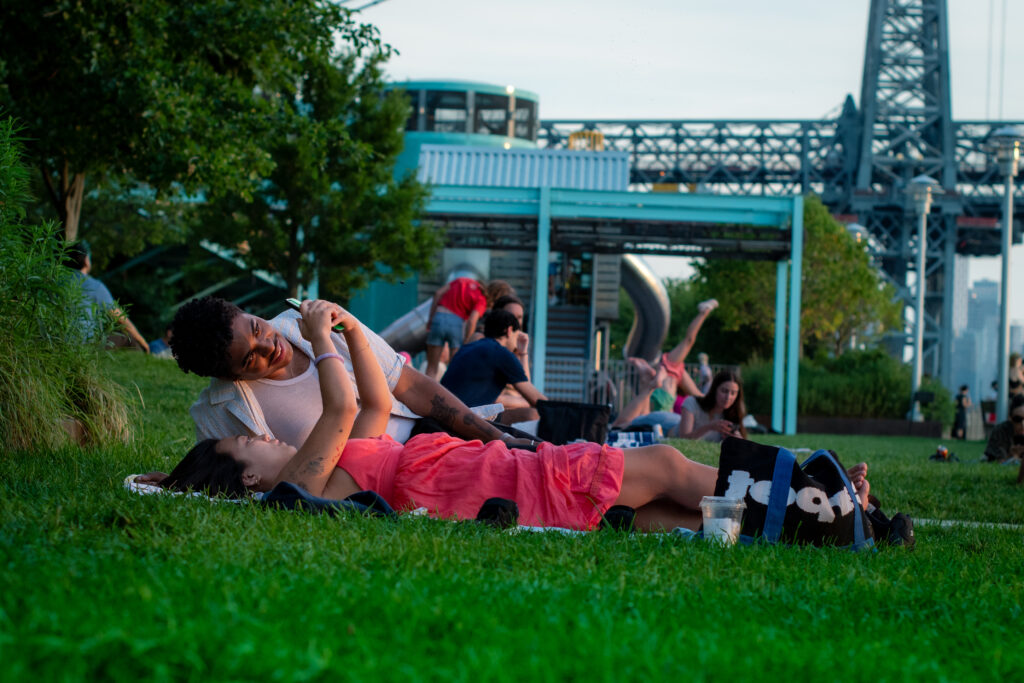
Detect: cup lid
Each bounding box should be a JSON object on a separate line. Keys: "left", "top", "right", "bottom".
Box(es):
{"left": 699, "top": 495, "right": 746, "bottom": 509}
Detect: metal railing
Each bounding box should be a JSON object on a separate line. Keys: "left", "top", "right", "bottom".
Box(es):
{"left": 545, "top": 357, "right": 739, "bottom": 415}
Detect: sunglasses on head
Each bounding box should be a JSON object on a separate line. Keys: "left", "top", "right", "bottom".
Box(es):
{"left": 1012, "top": 415, "right": 1024, "bottom": 423}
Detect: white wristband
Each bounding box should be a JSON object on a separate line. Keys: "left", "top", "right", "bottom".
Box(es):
{"left": 314, "top": 352, "right": 343, "bottom": 367}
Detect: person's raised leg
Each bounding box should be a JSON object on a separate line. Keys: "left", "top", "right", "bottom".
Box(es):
{"left": 663, "top": 302, "right": 716, "bottom": 366}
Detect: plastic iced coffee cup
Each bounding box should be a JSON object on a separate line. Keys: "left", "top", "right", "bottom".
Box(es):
{"left": 699, "top": 496, "right": 746, "bottom": 545}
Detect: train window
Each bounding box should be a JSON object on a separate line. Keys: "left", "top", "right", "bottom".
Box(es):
{"left": 514, "top": 98, "right": 537, "bottom": 140}
{"left": 425, "top": 90, "right": 467, "bottom": 133}
{"left": 475, "top": 93, "right": 509, "bottom": 135}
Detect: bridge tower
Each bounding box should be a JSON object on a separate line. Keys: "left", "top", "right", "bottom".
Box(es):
{"left": 846, "top": 0, "right": 960, "bottom": 384}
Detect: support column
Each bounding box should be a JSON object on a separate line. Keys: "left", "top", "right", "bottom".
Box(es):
{"left": 532, "top": 187, "right": 551, "bottom": 393}
{"left": 940, "top": 216, "right": 956, "bottom": 387}
{"left": 785, "top": 195, "right": 804, "bottom": 435}
{"left": 772, "top": 260, "right": 789, "bottom": 434}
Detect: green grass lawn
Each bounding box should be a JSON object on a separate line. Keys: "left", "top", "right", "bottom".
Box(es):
{"left": 2, "top": 353, "right": 1023, "bottom": 681}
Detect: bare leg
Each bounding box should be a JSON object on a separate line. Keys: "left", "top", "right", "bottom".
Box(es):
{"left": 663, "top": 304, "right": 715, "bottom": 365}
{"left": 611, "top": 362, "right": 659, "bottom": 428}
{"left": 614, "top": 444, "right": 718, "bottom": 512}
{"left": 424, "top": 343, "right": 445, "bottom": 380}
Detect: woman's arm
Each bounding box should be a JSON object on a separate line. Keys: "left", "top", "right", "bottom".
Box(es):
{"left": 514, "top": 332, "right": 531, "bottom": 380}
{"left": 463, "top": 309, "right": 482, "bottom": 344}
{"left": 274, "top": 300, "right": 357, "bottom": 496}
{"left": 672, "top": 404, "right": 733, "bottom": 440}
{"left": 346, "top": 319, "right": 392, "bottom": 439}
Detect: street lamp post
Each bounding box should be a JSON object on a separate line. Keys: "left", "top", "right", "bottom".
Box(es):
{"left": 906, "top": 175, "right": 942, "bottom": 422}
{"left": 988, "top": 125, "right": 1024, "bottom": 424}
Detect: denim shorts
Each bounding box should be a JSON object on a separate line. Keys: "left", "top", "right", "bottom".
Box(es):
{"left": 427, "top": 310, "right": 465, "bottom": 349}
{"left": 630, "top": 411, "right": 681, "bottom": 432}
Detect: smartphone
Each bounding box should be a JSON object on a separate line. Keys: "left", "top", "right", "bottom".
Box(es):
{"left": 285, "top": 298, "right": 345, "bottom": 332}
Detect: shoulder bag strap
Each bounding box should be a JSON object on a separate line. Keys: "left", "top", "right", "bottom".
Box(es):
{"left": 763, "top": 447, "right": 796, "bottom": 543}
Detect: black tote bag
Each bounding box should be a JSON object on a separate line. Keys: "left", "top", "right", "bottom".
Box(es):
{"left": 712, "top": 437, "right": 874, "bottom": 550}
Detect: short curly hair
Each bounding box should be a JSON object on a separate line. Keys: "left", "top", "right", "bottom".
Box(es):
{"left": 170, "top": 296, "right": 243, "bottom": 378}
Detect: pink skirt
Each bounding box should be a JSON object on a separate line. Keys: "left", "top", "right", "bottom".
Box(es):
{"left": 338, "top": 433, "right": 625, "bottom": 530}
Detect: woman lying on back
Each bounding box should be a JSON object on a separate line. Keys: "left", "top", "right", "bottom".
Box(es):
{"left": 162, "top": 300, "right": 871, "bottom": 531}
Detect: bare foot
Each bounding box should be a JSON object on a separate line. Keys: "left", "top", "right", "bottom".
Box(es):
{"left": 846, "top": 463, "right": 870, "bottom": 509}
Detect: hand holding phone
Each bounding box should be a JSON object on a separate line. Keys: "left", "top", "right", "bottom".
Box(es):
{"left": 286, "top": 298, "right": 345, "bottom": 332}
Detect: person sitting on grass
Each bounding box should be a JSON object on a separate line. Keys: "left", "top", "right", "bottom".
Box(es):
{"left": 465, "top": 294, "right": 534, "bottom": 417}
{"left": 440, "top": 309, "right": 545, "bottom": 425}
{"left": 160, "top": 299, "right": 873, "bottom": 531}
{"left": 982, "top": 393, "right": 1024, "bottom": 471}
{"left": 613, "top": 367, "right": 747, "bottom": 442}
{"left": 673, "top": 369, "right": 748, "bottom": 442}
{"left": 611, "top": 299, "right": 718, "bottom": 433}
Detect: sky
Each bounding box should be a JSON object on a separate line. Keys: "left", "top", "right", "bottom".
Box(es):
{"left": 356, "top": 0, "right": 1024, "bottom": 318}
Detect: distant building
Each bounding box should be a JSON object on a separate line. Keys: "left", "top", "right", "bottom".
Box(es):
{"left": 955, "top": 279, "right": 1001, "bottom": 398}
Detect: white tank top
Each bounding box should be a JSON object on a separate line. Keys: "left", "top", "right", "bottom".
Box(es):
{"left": 250, "top": 361, "right": 323, "bottom": 449}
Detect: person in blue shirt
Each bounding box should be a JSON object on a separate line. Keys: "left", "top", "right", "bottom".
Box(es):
{"left": 441, "top": 309, "right": 546, "bottom": 424}
{"left": 65, "top": 243, "right": 150, "bottom": 353}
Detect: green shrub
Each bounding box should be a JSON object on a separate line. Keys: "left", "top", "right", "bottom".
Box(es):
{"left": 0, "top": 117, "right": 132, "bottom": 449}
{"left": 744, "top": 349, "right": 954, "bottom": 423}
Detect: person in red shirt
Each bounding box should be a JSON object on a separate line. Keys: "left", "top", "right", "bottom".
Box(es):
{"left": 425, "top": 277, "right": 487, "bottom": 379}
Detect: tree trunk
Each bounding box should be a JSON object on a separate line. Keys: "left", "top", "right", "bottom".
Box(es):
{"left": 61, "top": 162, "right": 86, "bottom": 242}
{"left": 62, "top": 171, "right": 85, "bottom": 241}
{"left": 41, "top": 160, "right": 86, "bottom": 241}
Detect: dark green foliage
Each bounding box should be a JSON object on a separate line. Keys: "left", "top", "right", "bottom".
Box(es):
{"left": 0, "top": 117, "right": 131, "bottom": 448}
{"left": 0, "top": 0, "right": 354, "bottom": 240}
{"left": 192, "top": 46, "right": 440, "bottom": 299}
{"left": 744, "top": 350, "right": 954, "bottom": 423}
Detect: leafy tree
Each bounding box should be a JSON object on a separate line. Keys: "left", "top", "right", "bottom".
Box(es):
{"left": 692, "top": 195, "right": 901, "bottom": 360}
{"left": 0, "top": 0, "right": 358, "bottom": 241}
{"left": 190, "top": 49, "right": 439, "bottom": 299}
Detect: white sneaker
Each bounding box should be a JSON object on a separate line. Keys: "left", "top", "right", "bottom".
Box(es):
{"left": 698, "top": 298, "right": 719, "bottom": 313}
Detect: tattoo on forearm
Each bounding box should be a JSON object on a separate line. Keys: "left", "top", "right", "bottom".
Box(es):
{"left": 430, "top": 395, "right": 458, "bottom": 426}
